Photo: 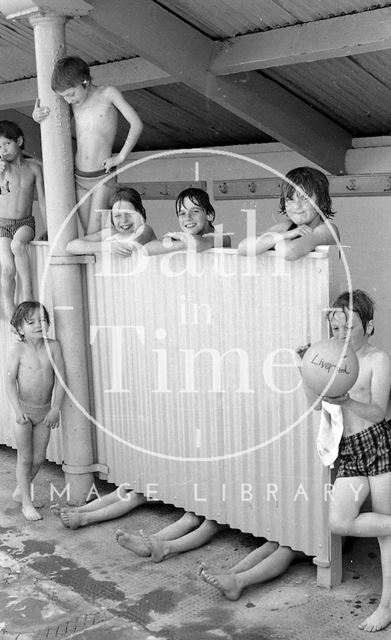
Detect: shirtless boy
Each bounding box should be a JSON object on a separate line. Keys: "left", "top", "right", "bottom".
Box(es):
{"left": 7, "top": 302, "right": 65, "bottom": 521}
{"left": 33, "top": 56, "right": 143, "bottom": 234}
{"left": 145, "top": 187, "right": 231, "bottom": 255}
{"left": 66, "top": 186, "right": 156, "bottom": 257}
{"left": 310, "top": 290, "right": 391, "bottom": 632}
{"left": 238, "top": 166, "right": 339, "bottom": 260}
{"left": 0, "top": 121, "right": 46, "bottom": 319}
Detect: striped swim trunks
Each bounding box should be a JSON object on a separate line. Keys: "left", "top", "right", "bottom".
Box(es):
{"left": 0, "top": 215, "right": 35, "bottom": 239}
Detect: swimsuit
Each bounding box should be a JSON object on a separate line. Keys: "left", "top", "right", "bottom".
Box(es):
{"left": 75, "top": 167, "right": 117, "bottom": 195}
{"left": 19, "top": 399, "right": 51, "bottom": 426}
{"left": 0, "top": 215, "right": 35, "bottom": 240}
{"left": 336, "top": 419, "right": 391, "bottom": 478}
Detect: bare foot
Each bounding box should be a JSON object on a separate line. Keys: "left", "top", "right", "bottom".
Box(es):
{"left": 358, "top": 605, "right": 391, "bottom": 632}
{"left": 13, "top": 487, "right": 43, "bottom": 508}
{"left": 115, "top": 529, "right": 151, "bottom": 557}
{"left": 60, "top": 510, "right": 86, "bottom": 530}
{"left": 50, "top": 504, "right": 75, "bottom": 517}
{"left": 198, "top": 562, "right": 219, "bottom": 577}
{"left": 22, "top": 504, "right": 43, "bottom": 522}
{"left": 139, "top": 530, "right": 169, "bottom": 563}
{"left": 50, "top": 503, "right": 62, "bottom": 517}
{"left": 200, "top": 568, "right": 242, "bottom": 601}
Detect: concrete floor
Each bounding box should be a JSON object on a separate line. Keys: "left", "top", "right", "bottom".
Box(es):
{"left": 0, "top": 444, "right": 388, "bottom": 640}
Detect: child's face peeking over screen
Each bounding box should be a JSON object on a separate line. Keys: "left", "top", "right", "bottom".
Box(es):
{"left": 284, "top": 189, "right": 321, "bottom": 228}
{"left": 177, "top": 196, "right": 213, "bottom": 236}
{"left": 111, "top": 200, "right": 144, "bottom": 235}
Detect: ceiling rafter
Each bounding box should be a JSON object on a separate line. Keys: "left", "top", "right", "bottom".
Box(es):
{"left": 0, "top": 57, "right": 174, "bottom": 109}
{"left": 88, "top": 0, "right": 351, "bottom": 174}
{"left": 210, "top": 7, "right": 391, "bottom": 74}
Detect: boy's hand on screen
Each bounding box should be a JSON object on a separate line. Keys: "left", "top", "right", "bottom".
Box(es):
{"left": 108, "top": 239, "right": 134, "bottom": 257}
{"left": 284, "top": 227, "right": 301, "bottom": 239}
{"left": 162, "top": 233, "right": 187, "bottom": 248}
{"left": 102, "top": 235, "right": 136, "bottom": 258}
{"left": 164, "top": 232, "right": 186, "bottom": 241}
{"left": 16, "top": 412, "right": 31, "bottom": 425}
{"left": 296, "top": 224, "right": 313, "bottom": 237}
{"left": 32, "top": 98, "right": 50, "bottom": 123}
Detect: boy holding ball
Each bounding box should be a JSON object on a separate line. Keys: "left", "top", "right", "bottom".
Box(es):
{"left": 305, "top": 290, "right": 391, "bottom": 632}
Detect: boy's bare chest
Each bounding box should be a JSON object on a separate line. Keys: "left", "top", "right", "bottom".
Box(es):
{"left": 4, "top": 165, "right": 35, "bottom": 194}
{"left": 19, "top": 350, "right": 51, "bottom": 376}
{"left": 75, "top": 101, "right": 117, "bottom": 129}
{"left": 350, "top": 364, "right": 372, "bottom": 401}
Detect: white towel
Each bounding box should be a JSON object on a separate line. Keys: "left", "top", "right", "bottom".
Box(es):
{"left": 317, "top": 401, "right": 344, "bottom": 467}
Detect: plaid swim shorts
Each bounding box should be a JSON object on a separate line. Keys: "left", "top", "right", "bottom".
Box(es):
{"left": 0, "top": 215, "right": 35, "bottom": 240}
{"left": 337, "top": 419, "right": 391, "bottom": 478}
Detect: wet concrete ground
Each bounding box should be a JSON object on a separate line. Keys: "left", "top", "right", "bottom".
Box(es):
{"left": 0, "top": 444, "right": 388, "bottom": 640}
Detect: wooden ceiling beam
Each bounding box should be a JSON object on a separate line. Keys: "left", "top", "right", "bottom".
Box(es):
{"left": 210, "top": 7, "right": 391, "bottom": 74}
{"left": 89, "top": 0, "right": 213, "bottom": 83}
{"left": 90, "top": 58, "right": 173, "bottom": 91}
{"left": 0, "top": 77, "right": 37, "bottom": 109}
{"left": 0, "top": 57, "right": 173, "bottom": 109}
{"left": 90, "top": 0, "right": 351, "bottom": 174}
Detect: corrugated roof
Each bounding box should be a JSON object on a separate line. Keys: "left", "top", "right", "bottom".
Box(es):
{"left": 0, "top": 13, "right": 140, "bottom": 82}
{"left": 265, "top": 51, "right": 391, "bottom": 136}
{"left": 0, "top": 0, "right": 391, "bottom": 163}
{"left": 121, "top": 83, "right": 272, "bottom": 151}
{"left": 156, "top": 0, "right": 391, "bottom": 37}
{"left": 0, "top": 17, "right": 35, "bottom": 81}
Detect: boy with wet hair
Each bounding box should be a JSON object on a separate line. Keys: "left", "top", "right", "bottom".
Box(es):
{"left": 145, "top": 187, "right": 231, "bottom": 255}
{"left": 7, "top": 301, "right": 65, "bottom": 521}
{"left": 326, "top": 289, "right": 375, "bottom": 338}
{"left": 0, "top": 121, "right": 46, "bottom": 319}
{"left": 33, "top": 56, "right": 143, "bottom": 234}
{"left": 307, "top": 290, "right": 391, "bottom": 632}
{"left": 238, "top": 166, "right": 339, "bottom": 260}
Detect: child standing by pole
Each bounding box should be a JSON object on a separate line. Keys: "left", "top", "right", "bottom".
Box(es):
{"left": 33, "top": 56, "right": 143, "bottom": 234}
{"left": 7, "top": 301, "right": 65, "bottom": 521}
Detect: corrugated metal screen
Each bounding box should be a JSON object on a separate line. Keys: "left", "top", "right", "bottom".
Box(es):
{"left": 0, "top": 246, "right": 337, "bottom": 563}
{"left": 86, "top": 249, "right": 333, "bottom": 560}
